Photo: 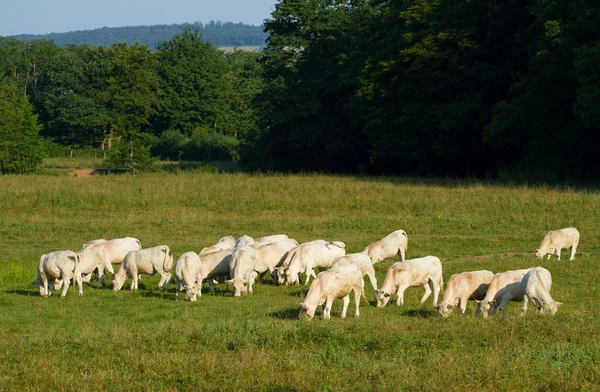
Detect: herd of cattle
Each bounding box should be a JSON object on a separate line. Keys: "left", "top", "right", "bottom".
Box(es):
{"left": 32, "top": 227, "right": 580, "bottom": 320}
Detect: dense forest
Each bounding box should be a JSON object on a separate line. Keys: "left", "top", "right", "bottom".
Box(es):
{"left": 0, "top": 0, "right": 599, "bottom": 179}
{"left": 8, "top": 21, "right": 267, "bottom": 49}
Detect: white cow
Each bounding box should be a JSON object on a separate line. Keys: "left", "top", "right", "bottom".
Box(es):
{"left": 331, "top": 253, "right": 378, "bottom": 295}
{"left": 435, "top": 270, "right": 494, "bottom": 318}
{"left": 363, "top": 230, "right": 408, "bottom": 264}
{"left": 286, "top": 241, "right": 346, "bottom": 285}
{"left": 235, "top": 234, "right": 289, "bottom": 247}
{"left": 199, "top": 249, "right": 233, "bottom": 291}
{"left": 535, "top": 227, "right": 579, "bottom": 260}
{"left": 173, "top": 252, "right": 203, "bottom": 302}
{"left": 476, "top": 268, "right": 531, "bottom": 318}
{"left": 272, "top": 240, "right": 326, "bottom": 285}
{"left": 38, "top": 251, "right": 83, "bottom": 297}
{"left": 376, "top": 256, "right": 443, "bottom": 308}
{"left": 77, "top": 247, "right": 108, "bottom": 288}
{"left": 300, "top": 264, "right": 364, "bottom": 321}
{"left": 200, "top": 236, "right": 236, "bottom": 256}
{"left": 521, "top": 266, "right": 562, "bottom": 315}
{"left": 81, "top": 237, "right": 142, "bottom": 273}
{"left": 112, "top": 246, "right": 173, "bottom": 292}
{"left": 227, "top": 245, "right": 259, "bottom": 297}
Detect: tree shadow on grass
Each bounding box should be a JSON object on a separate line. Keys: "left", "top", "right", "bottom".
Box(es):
{"left": 269, "top": 307, "right": 301, "bottom": 320}
{"left": 403, "top": 309, "right": 437, "bottom": 318}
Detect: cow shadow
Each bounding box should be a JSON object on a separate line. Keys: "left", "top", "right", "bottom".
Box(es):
{"left": 288, "top": 288, "right": 309, "bottom": 298}
{"left": 269, "top": 307, "right": 301, "bottom": 320}
{"left": 403, "top": 309, "right": 436, "bottom": 318}
{"left": 5, "top": 289, "right": 37, "bottom": 296}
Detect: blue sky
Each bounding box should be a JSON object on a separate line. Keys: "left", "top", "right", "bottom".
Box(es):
{"left": 0, "top": 0, "right": 277, "bottom": 36}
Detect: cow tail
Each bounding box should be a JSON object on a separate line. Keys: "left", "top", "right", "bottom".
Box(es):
{"left": 135, "top": 239, "right": 142, "bottom": 250}
{"left": 439, "top": 273, "right": 444, "bottom": 294}
{"left": 163, "top": 246, "right": 173, "bottom": 272}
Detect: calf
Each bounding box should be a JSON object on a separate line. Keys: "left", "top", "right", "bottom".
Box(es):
{"left": 363, "top": 230, "right": 408, "bottom": 264}
{"left": 331, "top": 253, "right": 378, "bottom": 295}
{"left": 300, "top": 264, "right": 364, "bottom": 320}
{"left": 476, "top": 269, "right": 531, "bottom": 318}
{"left": 112, "top": 246, "right": 173, "bottom": 292}
{"left": 38, "top": 251, "right": 83, "bottom": 297}
{"left": 174, "top": 252, "right": 203, "bottom": 302}
{"left": 535, "top": 227, "right": 579, "bottom": 260}
{"left": 376, "top": 256, "right": 443, "bottom": 308}
{"left": 521, "top": 266, "right": 562, "bottom": 315}
{"left": 435, "top": 270, "right": 494, "bottom": 318}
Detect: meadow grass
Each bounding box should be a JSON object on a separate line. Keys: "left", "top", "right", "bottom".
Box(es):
{"left": 0, "top": 172, "right": 599, "bottom": 391}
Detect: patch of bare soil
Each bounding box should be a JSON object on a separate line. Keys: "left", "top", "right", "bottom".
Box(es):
{"left": 66, "top": 169, "right": 95, "bottom": 177}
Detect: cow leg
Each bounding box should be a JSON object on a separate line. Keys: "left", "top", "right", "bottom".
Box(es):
{"left": 341, "top": 295, "right": 350, "bottom": 319}
{"left": 420, "top": 283, "right": 432, "bottom": 304}
{"left": 41, "top": 273, "right": 49, "bottom": 297}
{"left": 322, "top": 296, "right": 333, "bottom": 320}
{"left": 556, "top": 248, "right": 561, "bottom": 261}
{"left": 61, "top": 276, "right": 71, "bottom": 297}
{"left": 498, "top": 297, "right": 511, "bottom": 316}
{"left": 105, "top": 262, "right": 115, "bottom": 275}
{"left": 570, "top": 244, "right": 577, "bottom": 261}
{"left": 459, "top": 297, "right": 468, "bottom": 315}
{"left": 81, "top": 273, "right": 92, "bottom": 284}
{"left": 396, "top": 286, "right": 406, "bottom": 306}
{"left": 430, "top": 279, "right": 440, "bottom": 306}
{"left": 131, "top": 273, "right": 138, "bottom": 291}
{"left": 158, "top": 273, "right": 167, "bottom": 290}
{"left": 367, "top": 271, "right": 378, "bottom": 294}
{"left": 521, "top": 295, "right": 529, "bottom": 316}
{"left": 399, "top": 248, "right": 406, "bottom": 262}
{"left": 97, "top": 267, "right": 105, "bottom": 288}
{"left": 354, "top": 287, "right": 361, "bottom": 318}
{"left": 76, "top": 273, "right": 83, "bottom": 296}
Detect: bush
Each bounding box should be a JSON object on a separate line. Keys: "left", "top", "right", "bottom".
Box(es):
{"left": 103, "top": 134, "right": 157, "bottom": 172}
{"left": 42, "top": 139, "right": 103, "bottom": 158}
{"left": 154, "top": 127, "right": 240, "bottom": 161}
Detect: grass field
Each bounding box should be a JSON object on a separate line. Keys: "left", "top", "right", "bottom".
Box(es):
{"left": 1, "top": 169, "right": 599, "bottom": 391}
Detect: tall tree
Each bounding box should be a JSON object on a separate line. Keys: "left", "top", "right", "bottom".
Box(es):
{"left": 0, "top": 77, "right": 44, "bottom": 174}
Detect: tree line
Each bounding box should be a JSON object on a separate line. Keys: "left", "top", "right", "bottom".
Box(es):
{"left": 1, "top": 0, "right": 599, "bottom": 179}
{"left": 9, "top": 21, "right": 267, "bottom": 50}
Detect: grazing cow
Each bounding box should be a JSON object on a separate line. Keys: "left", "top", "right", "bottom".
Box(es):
{"left": 286, "top": 241, "right": 346, "bottom": 285}
{"left": 77, "top": 248, "right": 108, "bottom": 288}
{"left": 435, "top": 270, "right": 494, "bottom": 318}
{"left": 521, "top": 266, "right": 562, "bottom": 315}
{"left": 199, "top": 249, "right": 233, "bottom": 291}
{"left": 112, "top": 246, "right": 173, "bottom": 292}
{"left": 376, "top": 256, "right": 443, "bottom": 308}
{"left": 200, "top": 236, "right": 235, "bottom": 256}
{"left": 272, "top": 240, "right": 326, "bottom": 285}
{"left": 38, "top": 251, "right": 83, "bottom": 297}
{"left": 331, "top": 253, "right": 378, "bottom": 295}
{"left": 227, "top": 245, "right": 259, "bottom": 297}
{"left": 300, "top": 264, "right": 364, "bottom": 321}
{"left": 173, "top": 252, "right": 203, "bottom": 302}
{"left": 363, "top": 230, "right": 408, "bottom": 264}
{"left": 476, "top": 269, "right": 531, "bottom": 318}
{"left": 535, "top": 228, "right": 580, "bottom": 260}
{"left": 226, "top": 239, "right": 298, "bottom": 295}
{"left": 81, "top": 237, "right": 142, "bottom": 273}
{"left": 235, "top": 234, "right": 289, "bottom": 248}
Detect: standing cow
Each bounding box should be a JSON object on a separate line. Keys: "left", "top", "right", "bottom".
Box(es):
{"left": 112, "top": 246, "right": 173, "bottom": 292}
{"left": 363, "top": 230, "right": 408, "bottom": 264}
{"left": 376, "top": 256, "right": 443, "bottom": 308}
{"left": 81, "top": 237, "right": 142, "bottom": 273}
{"left": 38, "top": 251, "right": 83, "bottom": 297}
{"left": 476, "top": 269, "right": 531, "bottom": 318}
{"left": 300, "top": 264, "right": 364, "bottom": 321}
{"left": 435, "top": 270, "right": 494, "bottom": 318}
{"left": 331, "top": 253, "right": 378, "bottom": 295}
{"left": 535, "top": 228, "right": 579, "bottom": 260}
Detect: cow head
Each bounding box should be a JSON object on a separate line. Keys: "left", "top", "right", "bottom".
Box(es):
{"left": 375, "top": 290, "right": 391, "bottom": 308}
{"left": 435, "top": 303, "right": 453, "bottom": 318}
{"left": 273, "top": 267, "right": 287, "bottom": 285}
{"left": 541, "top": 300, "right": 562, "bottom": 315}
{"left": 225, "top": 278, "right": 245, "bottom": 297}
{"left": 299, "top": 301, "right": 316, "bottom": 320}
{"left": 112, "top": 273, "right": 126, "bottom": 292}
{"left": 185, "top": 285, "right": 200, "bottom": 302}
{"left": 475, "top": 299, "right": 495, "bottom": 319}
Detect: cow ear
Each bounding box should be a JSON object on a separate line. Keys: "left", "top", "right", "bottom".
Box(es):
{"left": 374, "top": 290, "right": 380, "bottom": 295}
{"left": 489, "top": 300, "right": 496, "bottom": 307}
{"left": 556, "top": 301, "right": 563, "bottom": 307}
{"left": 299, "top": 302, "right": 305, "bottom": 308}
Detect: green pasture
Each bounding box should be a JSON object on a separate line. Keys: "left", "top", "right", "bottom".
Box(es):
{"left": 0, "top": 169, "right": 599, "bottom": 391}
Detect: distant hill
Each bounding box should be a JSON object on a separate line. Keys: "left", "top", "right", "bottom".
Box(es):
{"left": 7, "top": 21, "right": 267, "bottom": 50}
